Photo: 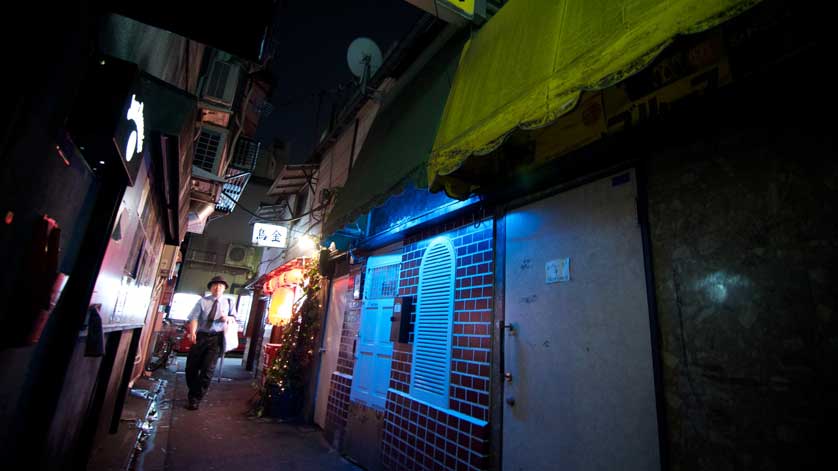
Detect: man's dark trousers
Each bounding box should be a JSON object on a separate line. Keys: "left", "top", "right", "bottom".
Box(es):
{"left": 186, "top": 332, "right": 222, "bottom": 402}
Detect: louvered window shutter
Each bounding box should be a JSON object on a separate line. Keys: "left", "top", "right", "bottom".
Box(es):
{"left": 410, "top": 239, "right": 455, "bottom": 408}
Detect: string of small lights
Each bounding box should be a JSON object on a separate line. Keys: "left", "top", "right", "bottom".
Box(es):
{"left": 264, "top": 262, "right": 322, "bottom": 402}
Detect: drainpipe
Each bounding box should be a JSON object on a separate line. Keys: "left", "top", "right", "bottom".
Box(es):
{"left": 227, "top": 66, "right": 256, "bottom": 175}
{"left": 347, "top": 117, "right": 360, "bottom": 178}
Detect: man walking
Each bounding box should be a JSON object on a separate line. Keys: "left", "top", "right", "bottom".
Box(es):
{"left": 184, "top": 275, "right": 237, "bottom": 410}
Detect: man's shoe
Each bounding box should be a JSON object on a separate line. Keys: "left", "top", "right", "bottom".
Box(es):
{"left": 186, "top": 399, "right": 199, "bottom": 410}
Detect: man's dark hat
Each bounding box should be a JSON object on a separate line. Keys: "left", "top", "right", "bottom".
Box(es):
{"left": 207, "top": 275, "right": 229, "bottom": 290}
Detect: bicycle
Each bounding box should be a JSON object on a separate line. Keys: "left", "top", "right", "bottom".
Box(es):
{"left": 146, "top": 318, "right": 186, "bottom": 372}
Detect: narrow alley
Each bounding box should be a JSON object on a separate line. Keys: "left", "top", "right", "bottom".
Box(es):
{"left": 1, "top": 1, "right": 834, "bottom": 470}
{"left": 88, "top": 357, "right": 360, "bottom": 471}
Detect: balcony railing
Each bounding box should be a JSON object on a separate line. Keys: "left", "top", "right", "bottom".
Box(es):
{"left": 230, "top": 137, "right": 261, "bottom": 172}
{"left": 216, "top": 169, "right": 252, "bottom": 214}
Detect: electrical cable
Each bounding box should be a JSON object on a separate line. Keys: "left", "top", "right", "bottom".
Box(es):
{"left": 221, "top": 190, "right": 329, "bottom": 224}
{"left": 216, "top": 190, "right": 330, "bottom": 270}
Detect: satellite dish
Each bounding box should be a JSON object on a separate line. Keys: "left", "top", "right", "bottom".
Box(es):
{"left": 347, "top": 37, "right": 382, "bottom": 87}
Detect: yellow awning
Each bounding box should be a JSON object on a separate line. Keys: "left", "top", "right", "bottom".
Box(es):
{"left": 429, "top": 0, "right": 761, "bottom": 197}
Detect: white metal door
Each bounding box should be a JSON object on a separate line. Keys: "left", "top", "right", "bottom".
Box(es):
{"left": 350, "top": 254, "right": 401, "bottom": 409}
{"left": 314, "top": 275, "right": 349, "bottom": 427}
{"left": 502, "top": 170, "right": 661, "bottom": 471}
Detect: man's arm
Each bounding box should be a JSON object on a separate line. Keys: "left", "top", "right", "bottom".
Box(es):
{"left": 187, "top": 319, "right": 198, "bottom": 343}
{"left": 186, "top": 299, "right": 202, "bottom": 342}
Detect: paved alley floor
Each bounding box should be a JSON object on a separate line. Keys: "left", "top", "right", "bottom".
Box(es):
{"left": 96, "top": 356, "right": 361, "bottom": 471}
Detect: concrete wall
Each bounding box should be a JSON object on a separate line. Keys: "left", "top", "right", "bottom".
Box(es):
{"left": 0, "top": 1, "right": 102, "bottom": 464}
{"left": 40, "top": 338, "right": 104, "bottom": 468}
{"left": 0, "top": 152, "right": 99, "bottom": 449}
{"left": 0, "top": 0, "right": 98, "bottom": 330}
{"left": 646, "top": 60, "right": 837, "bottom": 469}
{"left": 99, "top": 14, "right": 205, "bottom": 93}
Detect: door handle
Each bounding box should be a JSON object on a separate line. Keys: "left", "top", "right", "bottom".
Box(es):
{"left": 503, "top": 322, "right": 517, "bottom": 336}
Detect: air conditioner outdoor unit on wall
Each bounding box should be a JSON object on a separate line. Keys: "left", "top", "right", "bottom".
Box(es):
{"left": 203, "top": 60, "right": 240, "bottom": 107}
{"left": 225, "top": 243, "right": 255, "bottom": 268}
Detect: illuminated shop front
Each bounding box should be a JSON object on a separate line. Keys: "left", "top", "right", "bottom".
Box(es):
{"left": 264, "top": 266, "right": 304, "bottom": 329}
{"left": 250, "top": 258, "right": 310, "bottom": 381}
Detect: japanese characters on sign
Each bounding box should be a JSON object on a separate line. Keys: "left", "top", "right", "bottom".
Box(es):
{"left": 252, "top": 223, "right": 288, "bottom": 248}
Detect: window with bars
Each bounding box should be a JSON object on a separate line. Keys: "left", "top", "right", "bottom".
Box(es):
{"left": 410, "top": 238, "right": 455, "bottom": 408}
{"left": 231, "top": 137, "right": 261, "bottom": 172}
{"left": 366, "top": 263, "right": 400, "bottom": 299}
{"left": 193, "top": 128, "right": 224, "bottom": 173}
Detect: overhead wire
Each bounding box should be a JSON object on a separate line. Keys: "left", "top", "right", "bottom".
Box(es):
{"left": 221, "top": 190, "right": 329, "bottom": 224}
{"left": 218, "top": 190, "right": 329, "bottom": 269}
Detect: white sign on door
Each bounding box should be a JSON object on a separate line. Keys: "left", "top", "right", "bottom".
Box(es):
{"left": 545, "top": 257, "right": 570, "bottom": 283}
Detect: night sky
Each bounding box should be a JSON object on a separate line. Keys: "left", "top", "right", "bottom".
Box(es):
{"left": 256, "top": 0, "right": 425, "bottom": 164}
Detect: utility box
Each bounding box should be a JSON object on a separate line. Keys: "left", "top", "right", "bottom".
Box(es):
{"left": 390, "top": 297, "right": 414, "bottom": 344}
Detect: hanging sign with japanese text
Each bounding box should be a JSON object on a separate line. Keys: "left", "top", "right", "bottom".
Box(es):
{"left": 252, "top": 223, "right": 288, "bottom": 248}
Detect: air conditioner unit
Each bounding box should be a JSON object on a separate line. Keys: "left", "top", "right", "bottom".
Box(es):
{"left": 225, "top": 243, "right": 255, "bottom": 268}
{"left": 203, "top": 60, "right": 240, "bottom": 107}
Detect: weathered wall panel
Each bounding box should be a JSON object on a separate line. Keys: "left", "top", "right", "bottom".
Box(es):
{"left": 647, "top": 80, "right": 838, "bottom": 469}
